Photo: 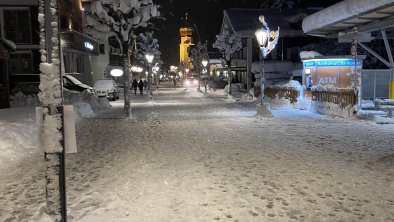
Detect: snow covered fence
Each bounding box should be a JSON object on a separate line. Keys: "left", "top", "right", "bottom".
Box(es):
{"left": 311, "top": 86, "right": 357, "bottom": 118}
{"left": 265, "top": 86, "right": 298, "bottom": 104}
{"left": 262, "top": 80, "right": 310, "bottom": 110}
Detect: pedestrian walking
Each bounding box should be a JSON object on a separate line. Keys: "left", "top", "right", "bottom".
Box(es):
{"left": 173, "top": 78, "right": 177, "bottom": 89}
{"left": 132, "top": 79, "right": 138, "bottom": 95}
{"left": 138, "top": 79, "right": 144, "bottom": 95}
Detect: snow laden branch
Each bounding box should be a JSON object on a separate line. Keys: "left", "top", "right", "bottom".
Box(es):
{"left": 85, "top": 0, "right": 160, "bottom": 56}
{"left": 213, "top": 24, "right": 242, "bottom": 94}
{"left": 135, "top": 32, "right": 162, "bottom": 68}
{"left": 213, "top": 24, "right": 242, "bottom": 63}
{"left": 85, "top": 0, "right": 160, "bottom": 118}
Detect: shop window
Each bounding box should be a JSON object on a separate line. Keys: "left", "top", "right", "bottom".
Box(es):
{"left": 63, "top": 52, "right": 84, "bottom": 74}
{"left": 8, "top": 52, "right": 34, "bottom": 75}
{"left": 3, "top": 9, "right": 31, "bottom": 44}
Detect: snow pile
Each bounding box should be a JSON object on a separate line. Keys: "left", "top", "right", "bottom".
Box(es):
{"left": 311, "top": 84, "right": 357, "bottom": 119}
{"left": 299, "top": 51, "right": 322, "bottom": 59}
{"left": 29, "top": 206, "right": 53, "bottom": 222}
{"left": 10, "top": 89, "right": 111, "bottom": 118}
{"left": 256, "top": 102, "right": 273, "bottom": 117}
{"left": 10, "top": 92, "right": 41, "bottom": 108}
{"left": 0, "top": 107, "right": 38, "bottom": 165}
{"left": 264, "top": 80, "right": 310, "bottom": 110}
{"left": 63, "top": 89, "right": 112, "bottom": 117}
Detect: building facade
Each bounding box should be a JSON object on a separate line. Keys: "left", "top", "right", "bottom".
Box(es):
{"left": 0, "top": 0, "right": 41, "bottom": 91}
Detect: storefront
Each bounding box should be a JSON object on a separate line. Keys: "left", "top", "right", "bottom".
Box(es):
{"left": 302, "top": 56, "right": 364, "bottom": 96}
{"left": 60, "top": 30, "right": 99, "bottom": 86}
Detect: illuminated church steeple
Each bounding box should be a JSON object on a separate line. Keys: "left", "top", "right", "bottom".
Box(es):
{"left": 179, "top": 13, "right": 193, "bottom": 69}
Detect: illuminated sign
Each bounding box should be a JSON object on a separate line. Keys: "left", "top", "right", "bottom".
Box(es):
{"left": 304, "top": 59, "right": 362, "bottom": 67}
{"left": 319, "top": 77, "right": 337, "bottom": 84}
{"left": 84, "top": 42, "right": 94, "bottom": 50}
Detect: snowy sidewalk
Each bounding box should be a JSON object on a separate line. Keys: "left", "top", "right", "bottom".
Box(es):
{"left": 0, "top": 88, "right": 393, "bottom": 222}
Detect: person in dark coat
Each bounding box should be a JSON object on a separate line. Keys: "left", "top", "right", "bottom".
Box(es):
{"left": 138, "top": 79, "right": 144, "bottom": 95}
{"left": 173, "top": 78, "right": 177, "bottom": 89}
{"left": 132, "top": 79, "right": 138, "bottom": 95}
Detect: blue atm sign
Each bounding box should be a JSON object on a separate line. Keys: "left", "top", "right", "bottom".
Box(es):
{"left": 304, "top": 59, "right": 362, "bottom": 67}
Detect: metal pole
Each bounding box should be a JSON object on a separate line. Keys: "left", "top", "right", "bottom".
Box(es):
{"left": 198, "top": 65, "right": 201, "bottom": 91}
{"left": 149, "top": 64, "right": 152, "bottom": 99}
{"left": 259, "top": 51, "right": 265, "bottom": 106}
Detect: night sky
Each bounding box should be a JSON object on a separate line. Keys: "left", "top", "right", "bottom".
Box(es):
{"left": 153, "top": 0, "right": 342, "bottom": 68}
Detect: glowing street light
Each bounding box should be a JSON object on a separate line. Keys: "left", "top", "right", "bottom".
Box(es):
{"left": 110, "top": 66, "right": 124, "bottom": 77}
{"left": 202, "top": 60, "right": 208, "bottom": 68}
{"left": 201, "top": 60, "right": 209, "bottom": 92}
{"left": 145, "top": 53, "right": 154, "bottom": 98}
{"left": 131, "top": 66, "right": 143, "bottom": 73}
{"left": 255, "top": 15, "right": 279, "bottom": 105}
{"left": 145, "top": 54, "right": 154, "bottom": 64}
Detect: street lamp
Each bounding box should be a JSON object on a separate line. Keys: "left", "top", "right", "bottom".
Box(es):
{"left": 110, "top": 66, "right": 124, "bottom": 77}
{"left": 202, "top": 60, "right": 209, "bottom": 92}
{"left": 152, "top": 65, "right": 160, "bottom": 92}
{"left": 255, "top": 15, "right": 279, "bottom": 105}
{"left": 145, "top": 53, "right": 154, "bottom": 98}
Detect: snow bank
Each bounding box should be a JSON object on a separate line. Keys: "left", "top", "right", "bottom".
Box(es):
{"left": 10, "top": 89, "right": 111, "bottom": 118}
{"left": 264, "top": 80, "right": 310, "bottom": 110}
{"left": 10, "top": 92, "right": 41, "bottom": 108}
{"left": 0, "top": 107, "right": 38, "bottom": 164}
{"left": 63, "top": 89, "right": 111, "bottom": 118}
{"left": 256, "top": 102, "right": 273, "bottom": 117}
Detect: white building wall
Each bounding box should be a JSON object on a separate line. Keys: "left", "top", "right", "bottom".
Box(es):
{"left": 90, "top": 43, "right": 109, "bottom": 84}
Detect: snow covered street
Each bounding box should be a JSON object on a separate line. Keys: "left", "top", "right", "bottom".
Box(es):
{"left": 1, "top": 85, "right": 394, "bottom": 222}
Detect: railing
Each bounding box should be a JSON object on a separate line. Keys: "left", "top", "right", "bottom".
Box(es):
{"left": 264, "top": 86, "right": 299, "bottom": 104}
{"left": 312, "top": 88, "right": 357, "bottom": 108}
{"left": 254, "top": 86, "right": 299, "bottom": 103}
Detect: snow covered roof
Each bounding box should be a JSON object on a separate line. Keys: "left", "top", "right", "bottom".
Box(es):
{"left": 302, "top": 0, "right": 394, "bottom": 38}
{"left": 223, "top": 8, "right": 318, "bottom": 38}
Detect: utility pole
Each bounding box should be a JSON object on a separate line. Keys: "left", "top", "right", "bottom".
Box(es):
{"left": 38, "top": 0, "right": 67, "bottom": 221}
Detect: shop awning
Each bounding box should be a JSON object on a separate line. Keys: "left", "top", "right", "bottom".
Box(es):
{"left": 302, "top": 0, "right": 394, "bottom": 39}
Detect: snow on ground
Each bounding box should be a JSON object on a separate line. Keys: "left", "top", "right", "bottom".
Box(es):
{"left": 1, "top": 82, "right": 393, "bottom": 221}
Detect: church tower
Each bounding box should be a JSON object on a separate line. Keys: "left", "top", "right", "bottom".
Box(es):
{"left": 179, "top": 13, "right": 193, "bottom": 69}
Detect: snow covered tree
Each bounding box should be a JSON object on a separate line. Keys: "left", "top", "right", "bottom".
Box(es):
{"left": 85, "top": 0, "right": 159, "bottom": 117}
{"left": 189, "top": 41, "right": 209, "bottom": 91}
{"left": 213, "top": 24, "right": 242, "bottom": 94}
{"left": 135, "top": 32, "right": 162, "bottom": 95}
{"left": 135, "top": 32, "right": 162, "bottom": 69}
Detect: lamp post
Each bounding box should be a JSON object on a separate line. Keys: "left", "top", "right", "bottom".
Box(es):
{"left": 145, "top": 53, "right": 154, "bottom": 99}
{"left": 202, "top": 59, "right": 208, "bottom": 92}
{"left": 255, "top": 15, "right": 279, "bottom": 105}
{"left": 152, "top": 65, "right": 160, "bottom": 93}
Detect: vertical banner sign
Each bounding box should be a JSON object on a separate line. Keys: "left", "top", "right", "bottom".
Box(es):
{"left": 38, "top": 0, "right": 67, "bottom": 221}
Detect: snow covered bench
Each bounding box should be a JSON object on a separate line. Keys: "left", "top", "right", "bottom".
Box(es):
{"left": 374, "top": 99, "right": 394, "bottom": 118}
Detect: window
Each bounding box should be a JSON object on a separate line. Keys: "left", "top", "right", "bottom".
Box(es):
{"left": 8, "top": 52, "right": 34, "bottom": 75}
{"left": 3, "top": 9, "right": 31, "bottom": 44}
{"left": 99, "top": 44, "right": 105, "bottom": 54}
{"left": 63, "top": 52, "right": 84, "bottom": 74}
